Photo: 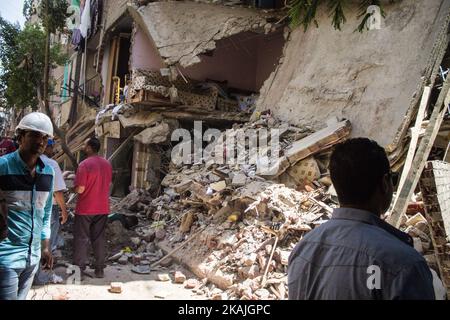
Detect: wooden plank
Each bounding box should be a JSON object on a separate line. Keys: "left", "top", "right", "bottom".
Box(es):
{"left": 388, "top": 79, "right": 450, "bottom": 227}
{"left": 393, "top": 86, "right": 431, "bottom": 209}
{"left": 445, "top": 143, "right": 450, "bottom": 162}
{"left": 105, "top": 37, "right": 118, "bottom": 106}
{"left": 108, "top": 129, "right": 139, "bottom": 163}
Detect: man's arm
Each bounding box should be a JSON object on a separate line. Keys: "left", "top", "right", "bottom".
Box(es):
{"left": 41, "top": 239, "right": 53, "bottom": 269}
{"left": 51, "top": 161, "right": 68, "bottom": 224}
{"left": 74, "top": 163, "right": 86, "bottom": 195}
{"left": 53, "top": 191, "right": 68, "bottom": 224}
{"left": 74, "top": 185, "right": 85, "bottom": 194}
{"left": 41, "top": 173, "right": 54, "bottom": 269}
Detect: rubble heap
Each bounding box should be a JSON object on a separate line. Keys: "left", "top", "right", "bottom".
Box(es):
{"left": 112, "top": 115, "right": 351, "bottom": 299}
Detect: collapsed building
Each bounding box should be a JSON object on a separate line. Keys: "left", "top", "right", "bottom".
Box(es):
{"left": 41, "top": 0, "right": 450, "bottom": 299}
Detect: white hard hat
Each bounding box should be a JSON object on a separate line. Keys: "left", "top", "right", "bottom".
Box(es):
{"left": 16, "top": 112, "right": 54, "bottom": 138}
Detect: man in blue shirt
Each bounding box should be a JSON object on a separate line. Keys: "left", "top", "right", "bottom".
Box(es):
{"left": 0, "top": 112, "right": 54, "bottom": 300}
{"left": 288, "top": 138, "right": 435, "bottom": 300}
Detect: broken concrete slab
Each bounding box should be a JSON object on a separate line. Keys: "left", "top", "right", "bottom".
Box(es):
{"left": 286, "top": 120, "right": 351, "bottom": 166}
{"left": 134, "top": 122, "right": 170, "bottom": 144}
{"left": 232, "top": 173, "right": 247, "bottom": 186}
{"left": 405, "top": 213, "right": 427, "bottom": 227}
{"left": 118, "top": 111, "right": 162, "bottom": 128}
{"left": 210, "top": 181, "right": 227, "bottom": 192}
{"left": 129, "top": 2, "right": 280, "bottom": 67}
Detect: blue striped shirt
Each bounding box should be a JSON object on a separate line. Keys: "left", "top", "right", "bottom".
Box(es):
{"left": 0, "top": 151, "right": 54, "bottom": 269}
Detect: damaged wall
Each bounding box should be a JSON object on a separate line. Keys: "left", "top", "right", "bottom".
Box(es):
{"left": 180, "top": 30, "right": 285, "bottom": 92}
{"left": 131, "top": 26, "right": 165, "bottom": 71}
{"left": 256, "top": 0, "right": 450, "bottom": 148}
{"left": 103, "top": 0, "right": 130, "bottom": 32}
{"left": 128, "top": 1, "right": 279, "bottom": 67}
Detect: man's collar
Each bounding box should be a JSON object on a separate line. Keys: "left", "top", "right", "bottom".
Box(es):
{"left": 14, "top": 150, "right": 46, "bottom": 171}
{"left": 332, "top": 207, "right": 413, "bottom": 247}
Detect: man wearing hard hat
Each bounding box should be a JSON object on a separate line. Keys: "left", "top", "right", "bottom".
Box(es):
{"left": 0, "top": 112, "right": 55, "bottom": 300}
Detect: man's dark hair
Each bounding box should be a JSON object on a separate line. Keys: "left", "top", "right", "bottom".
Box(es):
{"left": 329, "top": 138, "right": 390, "bottom": 205}
{"left": 15, "top": 129, "right": 25, "bottom": 139}
{"left": 87, "top": 137, "right": 101, "bottom": 153}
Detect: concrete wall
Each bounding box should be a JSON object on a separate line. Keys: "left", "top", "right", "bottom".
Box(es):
{"left": 130, "top": 26, "right": 165, "bottom": 71}
{"left": 255, "top": 30, "right": 286, "bottom": 91}
{"left": 256, "top": 0, "right": 450, "bottom": 147}
{"left": 129, "top": 1, "right": 276, "bottom": 67}
{"left": 103, "top": 0, "right": 129, "bottom": 32}
{"left": 181, "top": 31, "right": 284, "bottom": 92}
{"left": 180, "top": 32, "right": 259, "bottom": 91}
{"left": 131, "top": 28, "right": 284, "bottom": 92}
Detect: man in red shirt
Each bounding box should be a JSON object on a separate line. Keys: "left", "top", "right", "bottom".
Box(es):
{"left": 0, "top": 136, "right": 17, "bottom": 157}
{"left": 73, "top": 137, "right": 112, "bottom": 278}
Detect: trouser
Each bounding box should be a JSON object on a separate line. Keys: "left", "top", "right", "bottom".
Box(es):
{"left": 73, "top": 214, "right": 108, "bottom": 270}
{"left": 0, "top": 264, "right": 38, "bottom": 300}
{"left": 33, "top": 205, "right": 60, "bottom": 285}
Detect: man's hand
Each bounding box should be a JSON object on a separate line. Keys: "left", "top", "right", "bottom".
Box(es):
{"left": 41, "top": 240, "right": 53, "bottom": 270}
{"left": 74, "top": 185, "right": 85, "bottom": 194}
{"left": 61, "top": 209, "right": 69, "bottom": 225}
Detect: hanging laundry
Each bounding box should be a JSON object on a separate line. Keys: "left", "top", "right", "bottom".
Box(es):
{"left": 88, "top": 0, "right": 103, "bottom": 38}
{"left": 80, "top": 0, "right": 91, "bottom": 38}
{"left": 71, "top": 28, "right": 85, "bottom": 51}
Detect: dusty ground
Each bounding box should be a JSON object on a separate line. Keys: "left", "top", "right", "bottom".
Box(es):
{"left": 27, "top": 263, "right": 207, "bottom": 300}
{"left": 26, "top": 221, "right": 207, "bottom": 300}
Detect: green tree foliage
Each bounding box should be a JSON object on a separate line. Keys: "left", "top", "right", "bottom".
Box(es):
{"left": 288, "top": 0, "right": 399, "bottom": 32}
{"left": 23, "top": 0, "right": 69, "bottom": 33}
{"left": 0, "top": 18, "right": 67, "bottom": 110}
{"left": 38, "top": 0, "right": 69, "bottom": 33}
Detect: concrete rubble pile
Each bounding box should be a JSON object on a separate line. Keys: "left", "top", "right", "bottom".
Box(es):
{"left": 398, "top": 198, "right": 435, "bottom": 261}
{"left": 107, "top": 114, "right": 352, "bottom": 299}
